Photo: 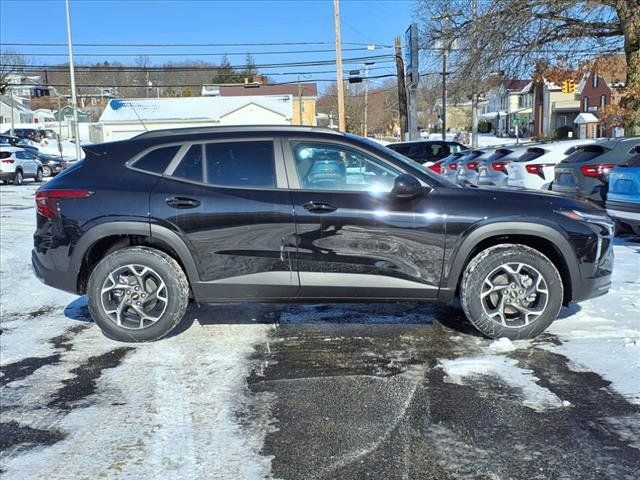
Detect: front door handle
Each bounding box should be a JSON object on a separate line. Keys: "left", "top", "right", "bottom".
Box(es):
{"left": 166, "top": 196, "right": 201, "bottom": 209}
{"left": 302, "top": 201, "right": 337, "bottom": 213}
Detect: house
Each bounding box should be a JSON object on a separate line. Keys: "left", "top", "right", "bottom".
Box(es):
{"left": 481, "top": 80, "right": 533, "bottom": 135}
{"left": 92, "top": 95, "right": 293, "bottom": 143}
{"left": 5, "top": 74, "right": 50, "bottom": 99}
{"left": 577, "top": 71, "right": 625, "bottom": 138}
{"left": 434, "top": 100, "right": 472, "bottom": 132}
{"left": 0, "top": 95, "right": 35, "bottom": 125}
{"left": 202, "top": 82, "right": 317, "bottom": 126}
{"left": 532, "top": 80, "right": 581, "bottom": 138}
{"left": 54, "top": 105, "right": 93, "bottom": 123}
{"left": 32, "top": 109, "right": 56, "bottom": 124}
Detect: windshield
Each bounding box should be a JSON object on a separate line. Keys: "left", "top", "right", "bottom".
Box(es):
{"left": 349, "top": 134, "right": 456, "bottom": 187}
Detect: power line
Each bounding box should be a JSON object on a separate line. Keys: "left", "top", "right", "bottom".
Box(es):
{"left": 2, "top": 41, "right": 394, "bottom": 48}
{"left": 4, "top": 47, "right": 394, "bottom": 58}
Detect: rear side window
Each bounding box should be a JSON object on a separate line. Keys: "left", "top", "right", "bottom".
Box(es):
{"left": 561, "top": 145, "right": 606, "bottom": 163}
{"left": 486, "top": 149, "right": 512, "bottom": 162}
{"left": 134, "top": 145, "right": 180, "bottom": 174}
{"left": 516, "top": 147, "right": 546, "bottom": 163}
{"left": 629, "top": 145, "right": 640, "bottom": 155}
{"left": 626, "top": 154, "right": 640, "bottom": 167}
{"left": 205, "top": 141, "right": 275, "bottom": 188}
{"left": 173, "top": 144, "right": 204, "bottom": 182}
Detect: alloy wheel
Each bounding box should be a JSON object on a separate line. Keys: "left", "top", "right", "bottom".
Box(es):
{"left": 480, "top": 262, "right": 549, "bottom": 328}
{"left": 100, "top": 264, "right": 168, "bottom": 330}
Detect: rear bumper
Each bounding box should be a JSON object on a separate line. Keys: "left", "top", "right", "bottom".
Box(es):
{"left": 32, "top": 249, "right": 78, "bottom": 294}
{"left": 0, "top": 172, "right": 15, "bottom": 181}
{"left": 606, "top": 200, "right": 640, "bottom": 224}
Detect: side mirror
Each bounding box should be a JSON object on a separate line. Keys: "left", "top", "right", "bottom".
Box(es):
{"left": 392, "top": 173, "right": 423, "bottom": 199}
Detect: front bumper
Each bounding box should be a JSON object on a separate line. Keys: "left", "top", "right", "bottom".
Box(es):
{"left": 32, "top": 249, "right": 78, "bottom": 294}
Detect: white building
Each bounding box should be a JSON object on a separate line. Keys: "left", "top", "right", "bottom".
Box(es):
{"left": 92, "top": 95, "right": 294, "bottom": 143}
{"left": 32, "top": 108, "right": 56, "bottom": 124}
{"left": 0, "top": 95, "right": 35, "bottom": 126}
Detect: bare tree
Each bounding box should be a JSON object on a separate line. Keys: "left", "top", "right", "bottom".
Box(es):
{"left": 416, "top": 0, "right": 640, "bottom": 134}
{"left": 0, "top": 50, "right": 28, "bottom": 94}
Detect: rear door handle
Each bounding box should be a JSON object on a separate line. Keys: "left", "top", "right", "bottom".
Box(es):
{"left": 166, "top": 196, "right": 201, "bottom": 209}
{"left": 302, "top": 201, "right": 337, "bottom": 213}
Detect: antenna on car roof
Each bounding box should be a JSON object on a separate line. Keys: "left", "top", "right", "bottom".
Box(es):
{"left": 110, "top": 99, "right": 148, "bottom": 132}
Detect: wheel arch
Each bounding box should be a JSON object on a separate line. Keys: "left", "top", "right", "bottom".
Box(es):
{"left": 73, "top": 222, "right": 200, "bottom": 294}
{"left": 444, "top": 221, "right": 579, "bottom": 306}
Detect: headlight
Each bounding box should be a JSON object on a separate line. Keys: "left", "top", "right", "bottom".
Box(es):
{"left": 556, "top": 209, "right": 614, "bottom": 235}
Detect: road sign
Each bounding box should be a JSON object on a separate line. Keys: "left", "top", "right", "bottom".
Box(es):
{"left": 513, "top": 116, "right": 526, "bottom": 126}
{"left": 404, "top": 23, "right": 419, "bottom": 88}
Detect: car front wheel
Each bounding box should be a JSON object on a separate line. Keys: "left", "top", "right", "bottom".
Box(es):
{"left": 42, "top": 165, "right": 52, "bottom": 177}
{"left": 460, "top": 244, "right": 563, "bottom": 339}
{"left": 87, "top": 246, "right": 189, "bottom": 342}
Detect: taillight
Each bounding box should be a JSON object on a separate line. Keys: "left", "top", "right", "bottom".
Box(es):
{"left": 580, "top": 163, "right": 616, "bottom": 178}
{"left": 525, "top": 163, "right": 555, "bottom": 179}
{"left": 466, "top": 161, "right": 479, "bottom": 172}
{"left": 429, "top": 162, "right": 443, "bottom": 174}
{"left": 448, "top": 162, "right": 458, "bottom": 171}
{"left": 35, "top": 189, "right": 93, "bottom": 218}
{"left": 2, "top": 159, "right": 15, "bottom": 164}
{"left": 491, "top": 161, "right": 508, "bottom": 172}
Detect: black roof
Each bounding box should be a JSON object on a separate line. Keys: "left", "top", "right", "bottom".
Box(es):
{"left": 134, "top": 125, "right": 343, "bottom": 140}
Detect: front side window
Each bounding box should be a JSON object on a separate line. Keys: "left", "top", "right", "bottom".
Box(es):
{"left": 291, "top": 142, "right": 400, "bottom": 192}
{"left": 205, "top": 141, "right": 275, "bottom": 188}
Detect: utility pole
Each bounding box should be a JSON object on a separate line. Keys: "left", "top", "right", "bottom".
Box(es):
{"left": 363, "top": 63, "right": 369, "bottom": 137}
{"left": 470, "top": 0, "right": 479, "bottom": 148}
{"left": 297, "top": 74, "right": 303, "bottom": 125}
{"left": 65, "top": 0, "right": 82, "bottom": 161}
{"left": 9, "top": 88, "right": 15, "bottom": 137}
{"left": 441, "top": 15, "right": 449, "bottom": 141}
{"left": 333, "top": 0, "right": 346, "bottom": 131}
{"left": 395, "top": 36, "right": 408, "bottom": 141}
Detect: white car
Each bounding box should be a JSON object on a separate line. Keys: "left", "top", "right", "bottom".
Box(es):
{"left": 0, "top": 147, "right": 44, "bottom": 185}
{"left": 506, "top": 140, "right": 595, "bottom": 190}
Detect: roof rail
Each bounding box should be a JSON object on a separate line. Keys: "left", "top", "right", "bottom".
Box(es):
{"left": 133, "top": 124, "right": 343, "bottom": 140}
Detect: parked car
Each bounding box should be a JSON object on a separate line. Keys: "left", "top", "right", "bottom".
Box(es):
{"left": 457, "top": 149, "right": 491, "bottom": 186}
{"left": 33, "top": 126, "right": 614, "bottom": 342}
{"left": 477, "top": 145, "right": 534, "bottom": 187}
{"left": 427, "top": 158, "right": 445, "bottom": 175}
{"left": 3, "top": 128, "right": 41, "bottom": 141}
{"left": 605, "top": 153, "right": 640, "bottom": 235}
{"left": 440, "top": 151, "right": 469, "bottom": 183}
{"left": 31, "top": 150, "right": 68, "bottom": 177}
{"left": 507, "top": 140, "right": 594, "bottom": 191}
{"left": 553, "top": 137, "right": 640, "bottom": 204}
{"left": 0, "top": 147, "right": 44, "bottom": 185}
{"left": 387, "top": 140, "right": 467, "bottom": 166}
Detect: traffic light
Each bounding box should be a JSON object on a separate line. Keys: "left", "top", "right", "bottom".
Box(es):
{"left": 562, "top": 79, "right": 576, "bottom": 94}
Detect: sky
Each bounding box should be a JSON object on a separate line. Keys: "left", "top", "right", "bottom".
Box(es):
{"left": 0, "top": 0, "right": 415, "bottom": 91}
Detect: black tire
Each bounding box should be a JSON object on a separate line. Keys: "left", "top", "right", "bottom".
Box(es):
{"left": 13, "top": 170, "right": 23, "bottom": 185}
{"left": 87, "top": 246, "right": 189, "bottom": 342}
{"left": 42, "top": 165, "right": 52, "bottom": 177}
{"left": 35, "top": 168, "right": 43, "bottom": 183}
{"left": 460, "top": 244, "right": 563, "bottom": 339}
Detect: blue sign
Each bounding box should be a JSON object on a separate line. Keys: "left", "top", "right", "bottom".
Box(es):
{"left": 404, "top": 23, "right": 419, "bottom": 88}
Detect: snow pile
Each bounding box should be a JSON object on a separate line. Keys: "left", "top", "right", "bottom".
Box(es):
{"left": 440, "top": 355, "right": 564, "bottom": 412}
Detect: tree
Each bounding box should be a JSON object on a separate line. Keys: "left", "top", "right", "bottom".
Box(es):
{"left": 0, "top": 50, "right": 28, "bottom": 94}
{"left": 417, "top": 0, "right": 640, "bottom": 134}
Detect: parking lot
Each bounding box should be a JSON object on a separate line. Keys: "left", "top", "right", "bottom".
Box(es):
{"left": 1, "top": 181, "right": 639, "bottom": 479}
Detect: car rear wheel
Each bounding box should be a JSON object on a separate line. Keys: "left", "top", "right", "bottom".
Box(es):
{"left": 87, "top": 246, "right": 189, "bottom": 342}
{"left": 460, "top": 244, "right": 563, "bottom": 339}
{"left": 35, "top": 168, "right": 43, "bottom": 182}
{"left": 13, "top": 171, "right": 23, "bottom": 185}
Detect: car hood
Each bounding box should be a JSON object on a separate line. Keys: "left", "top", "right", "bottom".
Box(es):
{"left": 447, "top": 185, "right": 604, "bottom": 213}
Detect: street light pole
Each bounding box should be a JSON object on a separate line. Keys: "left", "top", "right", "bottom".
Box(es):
{"left": 9, "top": 87, "right": 15, "bottom": 136}
{"left": 65, "top": 0, "right": 82, "bottom": 161}
{"left": 363, "top": 63, "right": 369, "bottom": 137}
{"left": 333, "top": 0, "right": 346, "bottom": 131}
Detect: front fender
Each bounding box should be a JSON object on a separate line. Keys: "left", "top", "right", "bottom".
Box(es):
{"left": 442, "top": 219, "right": 580, "bottom": 300}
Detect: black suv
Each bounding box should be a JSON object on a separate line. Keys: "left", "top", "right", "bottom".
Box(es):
{"left": 33, "top": 126, "right": 614, "bottom": 342}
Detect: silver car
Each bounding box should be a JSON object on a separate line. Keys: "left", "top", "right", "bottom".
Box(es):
{"left": 440, "top": 152, "right": 468, "bottom": 183}
{"left": 477, "top": 145, "right": 533, "bottom": 187}
{"left": 457, "top": 149, "right": 491, "bottom": 186}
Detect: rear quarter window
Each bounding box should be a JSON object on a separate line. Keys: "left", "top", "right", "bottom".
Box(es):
{"left": 132, "top": 145, "right": 180, "bottom": 174}
{"left": 561, "top": 145, "right": 607, "bottom": 163}
{"left": 516, "top": 147, "right": 546, "bottom": 163}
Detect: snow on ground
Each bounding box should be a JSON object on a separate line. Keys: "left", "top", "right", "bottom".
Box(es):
{"left": 0, "top": 182, "right": 275, "bottom": 479}
{"left": 440, "top": 355, "right": 564, "bottom": 411}
{"left": 547, "top": 238, "right": 640, "bottom": 404}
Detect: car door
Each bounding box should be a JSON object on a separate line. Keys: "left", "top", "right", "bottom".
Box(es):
{"left": 283, "top": 137, "right": 446, "bottom": 300}
{"left": 149, "top": 137, "right": 299, "bottom": 302}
